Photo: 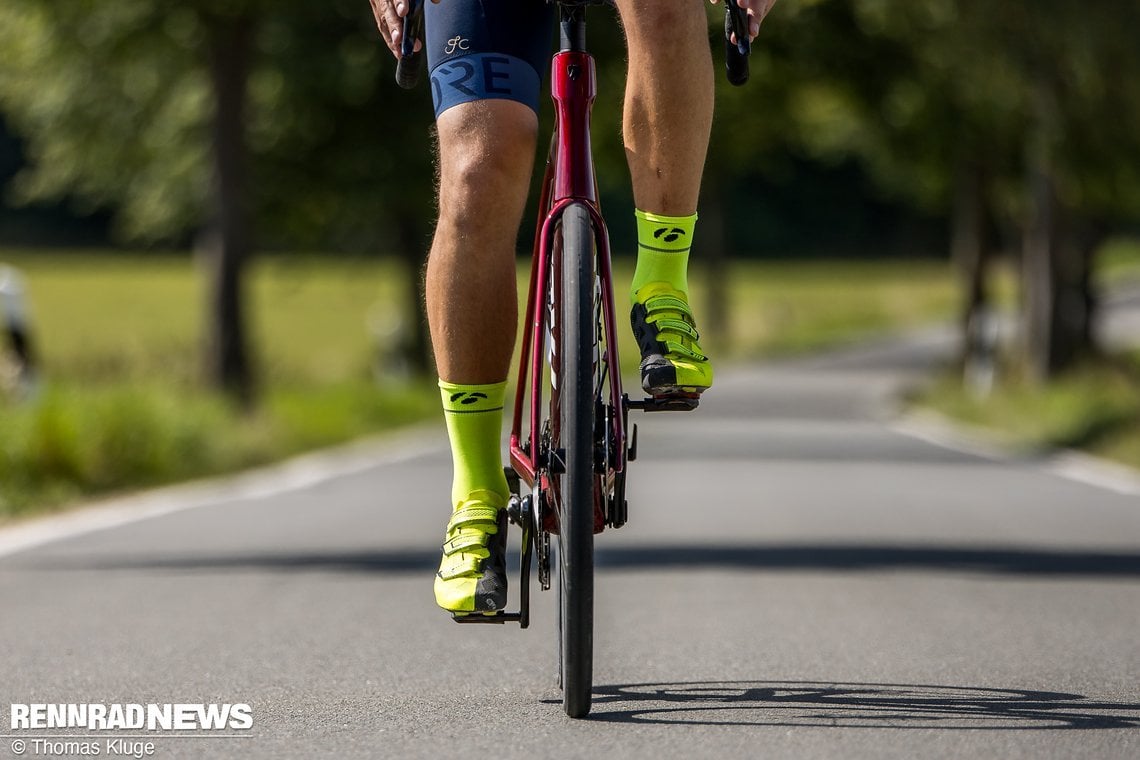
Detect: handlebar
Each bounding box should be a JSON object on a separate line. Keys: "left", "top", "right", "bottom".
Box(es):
{"left": 395, "top": 0, "right": 425, "bottom": 90}
{"left": 723, "top": 0, "right": 750, "bottom": 86}
{"left": 393, "top": 0, "right": 750, "bottom": 88}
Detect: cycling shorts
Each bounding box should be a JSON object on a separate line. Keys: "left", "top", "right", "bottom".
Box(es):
{"left": 425, "top": 0, "right": 555, "bottom": 119}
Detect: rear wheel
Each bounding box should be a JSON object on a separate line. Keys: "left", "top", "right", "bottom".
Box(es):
{"left": 551, "top": 202, "right": 596, "bottom": 718}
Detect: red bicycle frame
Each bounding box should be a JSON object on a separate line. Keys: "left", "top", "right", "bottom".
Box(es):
{"left": 508, "top": 49, "right": 626, "bottom": 503}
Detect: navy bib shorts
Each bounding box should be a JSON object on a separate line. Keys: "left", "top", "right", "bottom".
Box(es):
{"left": 425, "top": 0, "right": 555, "bottom": 119}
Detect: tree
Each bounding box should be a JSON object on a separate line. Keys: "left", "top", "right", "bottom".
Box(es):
{"left": 764, "top": 0, "right": 1140, "bottom": 381}
{"left": 0, "top": 0, "right": 439, "bottom": 403}
{"left": 0, "top": 1, "right": 259, "bottom": 402}
{"left": 998, "top": 0, "right": 1140, "bottom": 378}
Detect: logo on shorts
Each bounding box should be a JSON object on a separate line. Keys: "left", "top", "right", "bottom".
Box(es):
{"left": 444, "top": 36, "right": 471, "bottom": 55}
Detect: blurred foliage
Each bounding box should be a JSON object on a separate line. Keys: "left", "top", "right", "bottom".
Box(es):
{"left": 0, "top": 0, "right": 435, "bottom": 251}
{"left": 0, "top": 250, "right": 965, "bottom": 515}
{"left": 0, "top": 252, "right": 414, "bottom": 386}
{"left": 0, "top": 378, "right": 437, "bottom": 517}
{"left": 1, "top": 1, "right": 1137, "bottom": 249}
{"left": 2, "top": 3, "right": 1138, "bottom": 510}
{"left": 748, "top": 0, "right": 1140, "bottom": 227}
{"left": 0, "top": 251, "right": 437, "bottom": 516}
{"left": 919, "top": 350, "right": 1140, "bottom": 469}
{"left": 0, "top": 1, "right": 208, "bottom": 240}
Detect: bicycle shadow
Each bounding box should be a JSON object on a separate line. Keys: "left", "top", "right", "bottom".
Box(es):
{"left": 580, "top": 681, "right": 1140, "bottom": 729}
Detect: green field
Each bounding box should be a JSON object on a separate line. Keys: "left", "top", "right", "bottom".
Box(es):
{"left": 0, "top": 252, "right": 442, "bottom": 517}
{"left": 918, "top": 352, "right": 1140, "bottom": 467}
{"left": 0, "top": 250, "right": 966, "bottom": 519}
{"left": 917, "top": 238, "right": 1140, "bottom": 470}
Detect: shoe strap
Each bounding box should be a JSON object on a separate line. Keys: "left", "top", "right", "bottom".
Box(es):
{"left": 644, "top": 293, "right": 691, "bottom": 314}
{"left": 446, "top": 504, "right": 500, "bottom": 533}
{"left": 648, "top": 315, "right": 700, "bottom": 341}
{"left": 438, "top": 556, "right": 483, "bottom": 581}
{"left": 662, "top": 340, "right": 708, "bottom": 362}
{"left": 644, "top": 293, "right": 705, "bottom": 347}
{"left": 443, "top": 532, "right": 491, "bottom": 555}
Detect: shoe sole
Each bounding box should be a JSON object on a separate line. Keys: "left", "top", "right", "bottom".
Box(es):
{"left": 451, "top": 610, "right": 500, "bottom": 619}
{"left": 644, "top": 386, "right": 708, "bottom": 397}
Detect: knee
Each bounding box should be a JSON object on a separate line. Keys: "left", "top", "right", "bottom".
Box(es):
{"left": 436, "top": 103, "right": 538, "bottom": 231}
{"left": 622, "top": 0, "right": 705, "bottom": 47}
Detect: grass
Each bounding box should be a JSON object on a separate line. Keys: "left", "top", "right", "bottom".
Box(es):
{"left": 8, "top": 243, "right": 1140, "bottom": 524}
{"left": 6, "top": 244, "right": 1133, "bottom": 519}
{"left": 594, "top": 257, "right": 961, "bottom": 379}
{"left": 917, "top": 352, "right": 1140, "bottom": 468}
{"left": 697, "top": 258, "right": 961, "bottom": 356}
{"left": 914, "top": 238, "right": 1140, "bottom": 470}
{"left": 6, "top": 252, "right": 412, "bottom": 386}
{"left": 0, "top": 380, "right": 436, "bottom": 516}
{"left": 0, "top": 251, "right": 437, "bottom": 519}
{"left": 1098, "top": 237, "right": 1140, "bottom": 283}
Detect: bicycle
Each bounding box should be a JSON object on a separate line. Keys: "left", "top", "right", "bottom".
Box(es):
{"left": 397, "top": 0, "right": 751, "bottom": 719}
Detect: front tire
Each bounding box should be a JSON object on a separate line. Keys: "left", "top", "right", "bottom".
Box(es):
{"left": 555, "top": 203, "right": 596, "bottom": 718}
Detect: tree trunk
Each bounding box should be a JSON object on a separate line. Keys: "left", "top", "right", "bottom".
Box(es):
{"left": 1021, "top": 155, "right": 1058, "bottom": 382}
{"left": 1021, "top": 72, "right": 1104, "bottom": 382}
{"left": 951, "top": 159, "right": 995, "bottom": 392}
{"left": 201, "top": 13, "right": 255, "bottom": 406}
{"left": 1070, "top": 220, "right": 1106, "bottom": 355}
{"left": 1049, "top": 219, "right": 1097, "bottom": 370}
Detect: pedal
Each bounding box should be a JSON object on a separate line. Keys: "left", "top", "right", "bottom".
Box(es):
{"left": 626, "top": 394, "right": 700, "bottom": 413}
{"left": 452, "top": 611, "right": 523, "bottom": 625}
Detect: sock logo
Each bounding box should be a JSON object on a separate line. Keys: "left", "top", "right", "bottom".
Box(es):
{"left": 653, "top": 226, "right": 687, "bottom": 244}
{"left": 450, "top": 391, "right": 489, "bottom": 405}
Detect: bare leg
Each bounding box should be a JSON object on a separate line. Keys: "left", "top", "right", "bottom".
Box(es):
{"left": 427, "top": 99, "right": 538, "bottom": 613}
{"left": 426, "top": 99, "right": 538, "bottom": 384}
{"left": 614, "top": 0, "right": 716, "bottom": 396}
{"left": 615, "top": 0, "right": 715, "bottom": 216}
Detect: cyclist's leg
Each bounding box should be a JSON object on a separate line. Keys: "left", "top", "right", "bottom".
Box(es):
{"left": 616, "top": 0, "right": 713, "bottom": 217}
{"left": 615, "top": 0, "right": 715, "bottom": 395}
{"left": 428, "top": 99, "right": 532, "bottom": 391}
{"left": 424, "top": 0, "right": 553, "bottom": 614}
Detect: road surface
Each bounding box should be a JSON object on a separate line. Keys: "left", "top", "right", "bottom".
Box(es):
{"left": 1, "top": 329, "right": 1138, "bottom": 759}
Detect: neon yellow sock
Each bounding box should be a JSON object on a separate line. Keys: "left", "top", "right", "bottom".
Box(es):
{"left": 631, "top": 209, "right": 698, "bottom": 301}
{"left": 439, "top": 380, "right": 510, "bottom": 507}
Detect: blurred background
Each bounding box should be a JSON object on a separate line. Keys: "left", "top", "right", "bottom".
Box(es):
{"left": 0, "top": 0, "right": 1138, "bottom": 517}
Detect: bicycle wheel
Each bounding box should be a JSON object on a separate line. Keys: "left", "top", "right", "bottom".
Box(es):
{"left": 551, "top": 202, "right": 596, "bottom": 718}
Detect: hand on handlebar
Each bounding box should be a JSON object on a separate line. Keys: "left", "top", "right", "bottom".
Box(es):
{"left": 369, "top": 0, "right": 439, "bottom": 59}
{"left": 370, "top": 1, "right": 776, "bottom": 63}
{"left": 708, "top": 0, "right": 777, "bottom": 44}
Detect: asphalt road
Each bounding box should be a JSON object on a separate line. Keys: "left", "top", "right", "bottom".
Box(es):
{"left": 1, "top": 328, "right": 1139, "bottom": 759}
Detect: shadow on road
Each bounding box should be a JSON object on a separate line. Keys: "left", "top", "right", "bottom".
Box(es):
{"left": 584, "top": 681, "right": 1140, "bottom": 729}
{"left": 48, "top": 544, "right": 1140, "bottom": 578}
{"left": 594, "top": 545, "right": 1140, "bottom": 576}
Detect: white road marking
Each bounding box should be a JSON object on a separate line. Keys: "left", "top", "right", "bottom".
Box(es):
{"left": 1045, "top": 451, "right": 1140, "bottom": 497}
{"left": 892, "top": 412, "right": 1140, "bottom": 497}
{"left": 0, "top": 428, "right": 444, "bottom": 559}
